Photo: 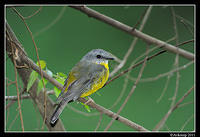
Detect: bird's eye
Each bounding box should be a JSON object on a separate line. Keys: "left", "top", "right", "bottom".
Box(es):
{"left": 96, "top": 55, "right": 102, "bottom": 59}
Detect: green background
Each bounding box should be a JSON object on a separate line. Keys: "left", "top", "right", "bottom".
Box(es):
{"left": 5, "top": 5, "right": 194, "bottom": 131}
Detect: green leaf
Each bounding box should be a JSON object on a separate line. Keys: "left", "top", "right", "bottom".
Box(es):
{"left": 80, "top": 102, "right": 91, "bottom": 112}
{"left": 37, "top": 78, "right": 48, "bottom": 95}
{"left": 53, "top": 76, "right": 66, "bottom": 97}
{"left": 96, "top": 92, "right": 101, "bottom": 96}
{"left": 57, "top": 72, "right": 67, "bottom": 78}
{"left": 56, "top": 77, "right": 65, "bottom": 85}
{"left": 53, "top": 72, "right": 67, "bottom": 81}
{"left": 36, "top": 60, "right": 46, "bottom": 69}
{"left": 27, "top": 71, "right": 38, "bottom": 91}
{"left": 54, "top": 86, "right": 61, "bottom": 98}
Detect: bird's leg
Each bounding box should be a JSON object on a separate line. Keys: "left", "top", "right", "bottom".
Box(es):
{"left": 84, "top": 97, "right": 95, "bottom": 105}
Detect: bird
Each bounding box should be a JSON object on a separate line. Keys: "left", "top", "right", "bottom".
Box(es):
{"left": 50, "top": 49, "right": 114, "bottom": 127}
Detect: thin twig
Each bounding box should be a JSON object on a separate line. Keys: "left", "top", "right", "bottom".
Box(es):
{"left": 180, "top": 19, "right": 194, "bottom": 36}
{"left": 6, "top": 78, "right": 10, "bottom": 129}
{"left": 6, "top": 88, "right": 26, "bottom": 110}
{"left": 33, "top": 6, "right": 66, "bottom": 37}
{"left": 132, "top": 6, "right": 150, "bottom": 30}
{"left": 127, "top": 35, "right": 176, "bottom": 74}
{"left": 127, "top": 61, "right": 194, "bottom": 83}
{"left": 94, "top": 112, "right": 103, "bottom": 131}
{"left": 32, "top": 99, "right": 41, "bottom": 130}
{"left": 7, "top": 80, "right": 16, "bottom": 86}
{"left": 153, "top": 86, "right": 194, "bottom": 131}
{"left": 104, "top": 44, "right": 150, "bottom": 131}
{"left": 67, "top": 105, "right": 99, "bottom": 116}
{"left": 6, "top": 90, "right": 55, "bottom": 101}
{"left": 8, "top": 109, "right": 20, "bottom": 131}
{"left": 164, "top": 124, "right": 171, "bottom": 131}
{"left": 180, "top": 114, "right": 194, "bottom": 131}
{"left": 12, "top": 7, "right": 47, "bottom": 130}
{"left": 24, "top": 6, "right": 43, "bottom": 19}
{"left": 170, "top": 6, "right": 180, "bottom": 108}
{"left": 157, "top": 76, "right": 171, "bottom": 103}
{"left": 175, "top": 14, "right": 194, "bottom": 28}
{"left": 11, "top": 44, "right": 24, "bottom": 131}
{"left": 108, "top": 73, "right": 128, "bottom": 109}
{"left": 177, "top": 101, "right": 193, "bottom": 109}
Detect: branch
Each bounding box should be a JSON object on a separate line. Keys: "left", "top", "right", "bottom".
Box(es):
{"left": 70, "top": 6, "right": 194, "bottom": 61}
{"left": 6, "top": 87, "right": 26, "bottom": 110}
{"left": 78, "top": 98, "right": 149, "bottom": 131}
{"left": 153, "top": 86, "right": 194, "bottom": 131}
{"left": 6, "top": 90, "right": 55, "bottom": 101}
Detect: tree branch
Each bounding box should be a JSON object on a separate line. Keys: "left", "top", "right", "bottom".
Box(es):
{"left": 78, "top": 98, "right": 149, "bottom": 131}
{"left": 6, "top": 90, "right": 55, "bottom": 101}
{"left": 70, "top": 6, "right": 194, "bottom": 61}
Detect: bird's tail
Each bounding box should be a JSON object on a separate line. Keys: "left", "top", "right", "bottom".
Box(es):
{"left": 50, "top": 100, "right": 67, "bottom": 127}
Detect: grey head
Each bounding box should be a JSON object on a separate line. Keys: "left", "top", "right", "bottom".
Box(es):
{"left": 81, "top": 49, "right": 115, "bottom": 64}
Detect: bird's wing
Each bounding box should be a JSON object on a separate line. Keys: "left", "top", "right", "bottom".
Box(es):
{"left": 57, "top": 61, "right": 106, "bottom": 103}
{"left": 56, "top": 61, "right": 87, "bottom": 102}
{"left": 56, "top": 77, "right": 68, "bottom": 102}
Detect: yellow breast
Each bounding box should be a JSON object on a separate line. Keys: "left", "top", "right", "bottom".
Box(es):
{"left": 80, "top": 62, "right": 109, "bottom": 97}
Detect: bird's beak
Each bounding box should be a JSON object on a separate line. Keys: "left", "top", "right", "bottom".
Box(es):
{"left": 103, "top": 56, "right": 115, "bottom": 60}
{"left": 102, "top": 52, "right": 115, "bottom": 60}
{"left": 107, "top": 57, "right": 115, "bottom": 60}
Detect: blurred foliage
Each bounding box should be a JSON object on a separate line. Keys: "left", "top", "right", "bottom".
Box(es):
{"left": 5, "top": 5, "right": 194, "bottom": 131}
